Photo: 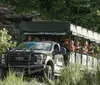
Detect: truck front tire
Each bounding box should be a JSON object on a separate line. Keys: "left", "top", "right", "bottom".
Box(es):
{"left": 44, "top": 65, "right": 54, "bottom": 80}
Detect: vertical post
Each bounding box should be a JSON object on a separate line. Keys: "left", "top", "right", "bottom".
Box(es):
{"left": 97, "top": 54, "right": 99, "bottom": 69}
{"left": 81, "top": 53, "right": 82, "bottom": 65}
{"left": 75, "top": 52, "right": 76, "bottom": 63}
{"left": 86, "top": 55, "right": 88, "bottom": 67}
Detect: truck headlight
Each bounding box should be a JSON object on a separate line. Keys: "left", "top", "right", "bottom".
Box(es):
{"left": 34, "top": 54, "right": 47, "bottom": 60}
{"left": 39, "top": 54, "right": 47, "bottom": 60}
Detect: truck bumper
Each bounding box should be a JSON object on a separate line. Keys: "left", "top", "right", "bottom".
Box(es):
{"left": 0, "top": 64, "right": 46, "bottom": 74}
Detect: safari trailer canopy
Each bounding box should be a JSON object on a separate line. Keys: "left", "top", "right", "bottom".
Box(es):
{"left": 19, "top": 21, "right": 70, "bottom": 35}
{"left": 20, "top": 21, "right": 100, "bottom": 43}
{"left": 70, "top": 24, "right": 100, "bottom": 43}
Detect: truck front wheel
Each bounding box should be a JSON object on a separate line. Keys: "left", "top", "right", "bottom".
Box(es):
{"left": 44, "top": 65, "right": 54, "bottom": 80}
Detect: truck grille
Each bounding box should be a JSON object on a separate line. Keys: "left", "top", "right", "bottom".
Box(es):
{"left": 7, "top": 52, "right": 30, "bottom": 66}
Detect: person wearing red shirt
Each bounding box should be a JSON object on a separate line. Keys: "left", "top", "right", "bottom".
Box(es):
{"left": 70, "top": 40, "right": 75, "bottom": 52}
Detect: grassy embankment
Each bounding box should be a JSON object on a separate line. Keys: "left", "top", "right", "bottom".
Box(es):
{"left": 0, "top": 64, "right": 100, "bottom": 85}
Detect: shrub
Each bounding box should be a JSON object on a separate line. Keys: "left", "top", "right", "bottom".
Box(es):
{"left": 0, "top": 28, "right": 16, "bottom": 54}
{"left": 0, "top": 71, "right": 45, "bottom": 85}
{"left": 0, "top": 65, "right": 99, "bottom": 85}
{"left": 96, "top": 66, "right": 100, "bottom": 85}
{"left": 54, "top": 64, "right": 99, "bottom": 85}
{"left": 56, "top": 64, "right": 84, "bottom": 85}
{"left": 4, "top": 71, "right": 25, "bottom": 85}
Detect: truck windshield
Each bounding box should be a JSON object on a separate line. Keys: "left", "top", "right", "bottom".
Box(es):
{"left": 17, "top": 42, "right": 52, "bottom": 51}
{"left": 17, "top": 42, "right": 35, "bottom": 49}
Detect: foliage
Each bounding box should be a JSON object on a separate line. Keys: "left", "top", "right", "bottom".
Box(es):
{"left": 55, "top": 64, "right": 84, "bottom": 85}
{"left": 37, "top": 0, "right": 100, "bottom": 32}
{"left": 0, "top": 64, "right": 100, "bottom": 85}
{"left": 54, "top": 64, "right": 100, "bottom": 85}
{"left": 0, "top": 70, "right": 46, "bottom": 85}
{"left": 0, "top": 28, "right": 16, "bottom": 54}
{"left": 4, "top": 71, "right": 25, "bottom": 85}
{"left": 96, "top": 67, "right": 100, "bottom": 85}
{"left": 0, "top": 0, "right": 37, "bottom": 14}
{"left": 1, "top": 0, "right": 100, "bottom": 32}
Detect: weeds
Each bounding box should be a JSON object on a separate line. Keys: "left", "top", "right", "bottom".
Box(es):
{"left": 0, "top": 64, "right": 100, "bottom": 85}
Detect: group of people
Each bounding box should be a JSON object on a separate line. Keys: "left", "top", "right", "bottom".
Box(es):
{"left": 64, "top": 39, "right": 94, "bottom": 55}
{"left": 27, "top": 36, "right": 53, "bottom": 42}
{"left": 27, "top": 35, "right": 94, "bottom": 55}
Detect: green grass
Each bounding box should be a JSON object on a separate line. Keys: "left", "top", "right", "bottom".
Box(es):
{"left": 55, "top": 64, "right": 84, "bottom": 85}
{"left": 55, "top": 64, "right": 100, "bottom": 85}
{"left": 0, "top": 70, "right": 45, "bottom": 85}
{"left": 0, "top": 64, "right": 100, "bottom": 85}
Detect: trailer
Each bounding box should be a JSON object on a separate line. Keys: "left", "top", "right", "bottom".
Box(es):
{"left": 19, "top": 21, "right": 100, "bottom": 70}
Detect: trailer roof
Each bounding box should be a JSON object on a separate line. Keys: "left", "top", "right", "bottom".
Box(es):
{"left": 20, "top": 21, "right": 70, "bottom": 35}
{"left": 70, "top": 24, "right": 100, "bottom": 43}
{"left": 20, "top": 21, "right": 100, "bottom": 43}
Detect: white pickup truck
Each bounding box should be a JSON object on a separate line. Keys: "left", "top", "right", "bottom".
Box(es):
{"left": 0, "top": 41, "right": 66, "bottom": 80}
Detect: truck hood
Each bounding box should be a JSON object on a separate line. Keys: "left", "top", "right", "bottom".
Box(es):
{"left": 33, "top": 50, "right": 51, "bottom": 54}
{"left": 7, "top": 49, "right": 51, "bottom": 54}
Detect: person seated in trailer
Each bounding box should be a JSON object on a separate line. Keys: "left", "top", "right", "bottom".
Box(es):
{"left": 47, "top": 38, "right": 53, "bottom": 41}
{"left": 88, "top": 43, "right": 94, "bottom": 55}
{"left": 70, "top": 40, "right": 75, "bottom": 52}
{"left": 47, "top": 36, "right": 54, "bottom": 41}
{"left": 75, "top": 40, "right": 81, "bottom": 52}
{"left": 82, "top": 41, "right": 88, "bottom": 54}
{"left": 41, "top": 37, "right": 47, "bottom": 41}
{"left": 34, "top": 37, "right": 40, "bottom": 41}
{"left": 27, "top": 35, "right": 33, "bottom": 41}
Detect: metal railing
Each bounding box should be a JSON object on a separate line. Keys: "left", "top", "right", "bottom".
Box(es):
{"left": 69, "top": 52, "right": 100, "bottom": 70}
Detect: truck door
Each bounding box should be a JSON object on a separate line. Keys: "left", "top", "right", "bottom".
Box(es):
{"left": 53, "top": 44, "right": 65, "bottom": 74}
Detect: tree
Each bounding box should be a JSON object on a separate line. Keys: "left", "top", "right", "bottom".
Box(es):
{"left": 0, "top": 28, "right": 16, "bottom": 53}
{"left": 0, "top": 0, "right": 100, "bottom": 33}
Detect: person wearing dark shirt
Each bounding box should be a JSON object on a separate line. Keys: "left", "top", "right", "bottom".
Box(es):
{"left": 88, "top": 43, "right": 94, "bottom": 55}
{"left": 63, "top": 39, "right": 70, "bottom": 66}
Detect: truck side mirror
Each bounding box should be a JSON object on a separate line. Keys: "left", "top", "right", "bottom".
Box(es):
{"left": 60, "top": 47, "right": 66, "bottom": 54}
